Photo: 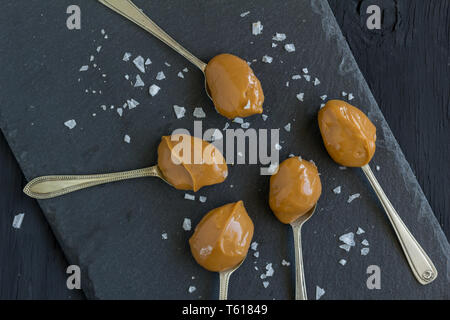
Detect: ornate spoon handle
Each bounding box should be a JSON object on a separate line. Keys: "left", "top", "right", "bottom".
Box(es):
{"left": 291, "top": 223, "right": 307, "bottom": 300}
{"left": 219, "top": 271, "right": 232, "bottom": 300}
{"left": 23, "top": 165, "right": 161, "bottom": 199}
{"left": 361, "top": 164, "right": 437, "bottom": 285}
{"left": 98, "top": 0, "right": 207, "bottom": 71}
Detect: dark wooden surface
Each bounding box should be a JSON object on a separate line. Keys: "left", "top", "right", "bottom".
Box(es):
{"left": 0, "top": 0, "right": 448, "bottom": 299}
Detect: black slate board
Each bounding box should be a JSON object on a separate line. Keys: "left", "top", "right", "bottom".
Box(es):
{"left": 0, "top": 0, "right": 448, "bottom": 299}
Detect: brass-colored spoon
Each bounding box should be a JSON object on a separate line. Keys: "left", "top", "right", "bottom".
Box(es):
{"left": 361, "top": 164, "right": 438, "bottom": 284}
{"left": 23, "top": 165, "right": 170, "bottom": 199}
{"left": 289, "top": 204, "right": 317, "bottom": 300}
{"left": 98, "top": 0, "right": 212, "bottom": 99}
{"left": 218, "top": 257, "right": 246, "bottom": 300}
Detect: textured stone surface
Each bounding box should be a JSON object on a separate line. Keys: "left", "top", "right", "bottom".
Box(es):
{"left": 0, "top": 0, "right": 448, "bottom": 299}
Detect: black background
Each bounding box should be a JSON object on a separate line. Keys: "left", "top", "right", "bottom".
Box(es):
{"left": 0, "top": 0, "right": 448, "bottom": 299}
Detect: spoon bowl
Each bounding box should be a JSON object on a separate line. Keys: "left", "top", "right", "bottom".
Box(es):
{"left": 289, "top": 203, "right": 317, "bottom": 300}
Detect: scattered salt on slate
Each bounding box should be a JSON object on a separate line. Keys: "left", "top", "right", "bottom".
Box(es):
{"left": 123, "top": 52, "right": 131, "bottom": 61}
{"left": 79, "top": 65, "right": 89, "bottom": 72}
{"left": 314, "top": 78, "right": 320, "bottom": 86}
{"left": 292, "top": 74, "right": 301, "bottom": 80}
{"left": 333, "top": 186, "right": 342, "bottom": 194}
{"left": 272, "top": 43, "right": 277, "bottom": 48}
{"left": 252, "top": 21, "right": 263, "bottom": 35}
{"left": 177, "top": 71, "right": 184, "bottom": 78}
{"left": 376, "top": 165, "right": 381, "bottom": 171}
{"left": 233, "top": 117, "right": 244, "bottom": 124}
{"left": 356, "top": 227, "right": 365, "bottom": 235}
{"left": 281, "top": 259, "right": 290, "bottom": 266}
{"left": 251, "top": 242, "right": 258, "bottom": 251}
{"left": 275, "top": 143, "right": 282, "bottom": 150}
{"left": 320, "top": 95, "right": 327, "bottom": 100}
{"left": 316, "top": 286, "right": 325, "bottom": 300}
{"left": 184, "top": 193, "right": 195, "bottom": 201}
{"left": 96, "top": 46, "right": 102, "bottom": 53}
{"left": 182, "top": 218, "right": 191, "bottom": 231}
{"left": 303, "top": 75, "right": 311, "bottom": 82}
{"left": 339, "top": 244, "right": 351, "bottom": 252}
{"left": 267, "top": 163, "right": 279, "bottom": 175}
{"left": 124, "top": 135, "right": 131, "bottom": 144}
{"left": 127, "top": 99, "right": 139, "bottom": 109}
{"left": 241, "top": 122, "right": 250, "bottom": 129}
{"left": 361, "top": 248, "right": 370, "bottom": 256}
{"left": 134, "top": 75, "right": 145, "bottom": 87}
{"left": 284, "top": 123, "right": 291, "bottom": 132}
{"left": 338, "top": 259, "right": 347, "bottom": 266}
{"left": 302, "top": 68, "right": 309, "bottom": 74}
{"left": 261, "top": 114, "right": 268, "bottom": 121}
{"left": 12, "top": 213, "right": 25, "bottom": 229}
{"left": 188, "top": 286, "right": 196, "bottom": 293}
{"left": 183, "top": 68, "right": 188, "bottom": 72}
{"left": 64, "top": 119, "right": 77, "bottom": 129}
{"left": 253, "top": 251, "right": 259, "bottom": 258}
{"left": 240, "top": 11, "right": 250, "bottom": 17}
{"left": 173, "top": 105, "right": 186, "bottom": 119}
{"left": 272, "top": 33, "right": 286, "bottom": 41}
{"left": 199, "top": 196, "right": 207, "bottom": 203}
{"left": 347, "top": 193, "right": 361, "bottom": 203}
{"left": 339, "top": 232, "right": 355, "bottom": 246}
{"left": 149, "top": 84, "right": 161, "bottom": 97}
{"left": 145, "top": 58, "right": 152, "bottom": 65}
{"left": 156, "top": 71, "right": 166, "bottom": 80}
{"left": 296, "top": 93, "right": 304, "bottom": 101}
{"left": 284, "top": 43, "right": 295, "bottom": 52}
{"left": 348, "top": 93, "right": 354, "bottom": 100}
{"left": 263, "top": 281, "right": 269, "bottom": 288}
{"left": 133, "top": 56, "right": 145, "bottom": 73}
{"left": 116, "top": 108, "right": 123, "bottom": 117}
{"left": 262, "top": 55, "right": 273, "bottom": 63}
{"left": 193, "top": 107, "right": 206, "bottom": 118}
{"left": 361, "top": 239, "right": 369, "bottom": 246}
{"left": 161, "top": 232, "right": 168, "bottom": 240}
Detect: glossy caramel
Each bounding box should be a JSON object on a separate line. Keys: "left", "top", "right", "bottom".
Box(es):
{"left": 205, "top": 53, "right": 264, "bottom": 119}
{"left": 189, "top": 201, "right": 254, "bottom": 272}
{"left": 318, "top": 100, "right": 376, "bottom": 167}
{"left": 157, "top": 134, "right": 228, "bottom": 191}
{"left": 269, "top": 157, "right": 322, "bottom": 224}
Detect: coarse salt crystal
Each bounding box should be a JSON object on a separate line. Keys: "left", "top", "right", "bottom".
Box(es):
{"left": 339, "top": 232, "right": 355, "bottom": 246}
{"left": 348, "top": 93, "right": 354, "bottom": 100}
{"left": 281, "top": 259, "right": 290, "bottom": 266}
{"left": 252, "top": 21, "right": 263, "bottom": 35}
{"left": 183, "top": 68, "right": 188, "bottom": 72}
{"left": 302, "top": 68, "right": 309, "bottom": 74}
{"left": 274, "top": 143, "right": 282, "bottom": 150}
{"left": 262, "top": 55, "right": 273, "bottom": 63}
{"left": 376, "top": 165, "right": 381, "bottom": 171}
{"left": 320, "top": 95, "right": 327, "bottom": 100}
{"left": 124, "top": 135, "right": 131, "bottom": 143}
{"left": 240, "top": 11, "right": 250, "bottom": 17}
{"left": 116, "top": 108, "right": 123, "bottom": 117}
{"left": 254, "top": 251, "right": 259, "bottom": 258}
{"left": 100, "top": 105, "right": 107, "bottom": 111}
{"left": 133, "top": 56, "right": 145, "bottom": 73}
{"left": 356, "top": 227, "right": 365, "bottom": 235}
{"left": 338, "top": 259, "right": 347, "bottom": 266}
{"left": 156, "top": 71, "right": 166, "bottom": 80}
{"left": 96, "top": 46, "right": 102, "bottom": 53}
{"left": 199, "top": 196, "right": 207, "bottom": 203}
{"left": 284, "top": 123, "right": 291, "bottom": 132}
{"left": 303, "top": 75, "right": 311, "bottom": 82}
{"left": 313, "top": 78, "right": 320, "bottom": 86}
{"left": 284, "top": 43, "right": 295, "bottom": 52}
{"left": 134, "top": 75, "right": 145, "bottom": 87}
{"left": 333, "top": 186, "right": 341, "bottom": 194}
{"left": 342, "top": 91, "right": 347, "bottom": 97}
{"left": 347, "top": 193, "right": 361, "bottom": 203}
{"left": 173, "top": 105, "right": 186, "bottom": 119}
{"left": 182, "top": 218, "right": 191, "bottom": 231}
{"left": 296, "top": 93, "right": 304, "bottom": 101}
{"left": 261, "top": 114, "right": 268, "bottom": 121}
{"left": 64, "top": 119, "right": 77, "bottom": 129}
{"left": 339, "top": 244, "right": 351, "bottom": 252}
{"left": 233, "top": 117, "right": 244, "bottom": 124}
{"left": 272, "top": 43, "right": 277, "bottom": 48}
{"left": 241, "top": 122, "right": 250, "bottom": 129}
{"left": 149, "top": 84, "right": 161, "bottom": 97}
{"left": 251, "top": 242, "right": 258, "bottom": 251}
{"left": 292, "top": 75, "right": 301, "bottom": 80}
{"left": 286, "top": 81, "right": 289, "bottom": 87}
{"left": 263, "top": 281, "right": 269, "bottom": 288}
{"left": 265, "top": 263, "right": 274, "bottom": 277}
{"left": 188, "top": 286, "right": 196, "bottom": 293}
{"left": 127, "top": 99, "right": 140, "bottom": 109}
{"left": 361, "top": 248, "right": 370, "bottom": 256}
{"left": 177, "top": 71, "right": 184, "bottom": 78}
{"left": 193, "top": 107, "right": 206, "bottom": 118}
{"left": 223, "top": 122, "right": 230, "bottom": 130}
{"left": 316, "top": 286, "right": 325, "bottom": 300}
{"left": 12, "top": 213, "right": 25, "bottom": 229}
{"left": 184, "top": 193, "right": 195, "bottom": 201}
{"left": 361, "top": 239, "right": 369, "bottom": 246}
{"left": 123, "top": 52, "right": 132, "bottom": 61}
{"left": 90, "top": 55, "right": 94, "bottom": 62}
{"left": 272, "top": 33, "right": 286, "bottom": 41}
{"left": 79, "top": 65, "right": 89, "bottom": 72}
{"left": 161, "top": 232, "right": 168, "bottom": 240}
{"left": 145, "top": 58, "right": 152, "bottom": 65}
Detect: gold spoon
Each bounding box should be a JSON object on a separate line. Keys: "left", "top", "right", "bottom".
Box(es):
{"left": 289, "top": 204, "right": 317, "bottom": 300}
{"left": 98, "top": 0, "right": 212, "bottom": 99}
{"left": 218, "top": 257, "right": 246, "bottom": 300}
{"left": 23, "top": 165, "right": 170, "bottom": 199}
{"left": 361, "top": 164, "right": 438, "bottom": 284}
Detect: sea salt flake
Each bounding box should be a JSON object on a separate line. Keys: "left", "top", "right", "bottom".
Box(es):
{"left": 64, "top": 119, "right": 77, "bottom": 129}
{"left": 339, "top": 244, "right": 351, "bottom": 252}
{"left": 347, "top": 193, "right": 361, "bottom": 203}
{"left": 182, "top": 218, "right": 192, "bottom": 231}
{"left": 100, "top": 105, "right": 107, "bottom": 111}
{"left": 123, "top": 52, "right": 132, "bottom": 61}
{"left": 116, "top": 108, "right": 123, "bottom": 117}
{"left": 262, "top": 55, "right": 273, "bottom": 63}
{"left": 303, "top": 75, "right": 311, "bottom": 82}
{"left": 361, "top": 247, "right": 370, "bottom": 256}
{"left": 133, "top": 56, "right": 146, "bottom": 73}
{"left": 188, "top": 286, "right": 196, "bottom": 293}
{"left": 339, "top": 166, "right": 347, "bottom": 170}
{"left": 79, "top": 65, "right": 89, "bottom": 72}
{"left": 281, "top": 259, "right": 290, "bottom": 266}
{"left": 96, "top": 46, "right": 102, "bottom": 53}
{"left": 286, "top": 81, "right": 289, "bottom": 87}
{"left": 284, "top": 123, "right": 291, "bottom": 132}
{"left": 252, "top": 21, "right": 263, "bottom": 35}
{"left": 339, "top": 232, "right": 355, "bottom": 246}
{"left": 356, "top": 227, "right": 365, "bottom": 235}
{"left": 376, "top": 165, "right": 381, "bottom": 171}
{"left": 90, "top": 55, "right": 94, "bottom": 62}
{"left": 316, "top": 286, "right": 325, "bottom": 300}
{"left": 250, "top": 242, "right": 258, "bottom": 251}
{"left": 302, "top": 68, "right": 309, "bottom": 74}
{"left": 338, "top": 259, "right": 347, "bottom": 266}
{"left": 173, "top": 105, "right": 186, "bottom": 119}
{"left": 361, "top": 239, "right": 369, "bottom": 246}
{"left": 284, "top": 43, "right": 295, "bottom": 52}
{"left": 145, "top": 58, "right": 152, "bottom": 65}
{"left": 12, "top": 213, "right": 25, "bottom": 229}
{"left": 124, "top": 135, "right": 131, "bottom": 143}
{"left": 272, "top": 33, "right": 286, "bottom": 41}
{"left": 149, "top": 84, "right": 161, "bottom": 96}
{"left": 127, "top": 99, "right": 140, "bottom": 109}
{"left": 184, "top": 193, "right": 195, "bottom": 201}
{"left": 333, "top": 186, "right": 342, "bottom": 195}
{"left": 101, "top": 29, "right": 105, "bottom": 35}
{"left": 193, "top": 107, "right": 206, "bottom": 118}
{"left": 177, "top": 71, "right": 184, "bottom": 78}
{"left": 263, "top": 281, "right": 269, "bottom": 288}
{"left": 320, "top": 103, "right": 325, "bottom": 108}
{"left": 241, "top": 122, "right": 250, "bottom": 129}
{"left": 292, "top": 74, "right": 301, "bottom": 80}
{"left": 199, "top": 196, "right": 207, "bottom": 203}
{"left": 134, "top": 75, "right": 145, "bottom": 87}
{"left": 253, "top": 251, "right": 259, "bottom": 258}
{"left": 320, "top": 95, "right": 327, "bottom": 100}
{"left": 223, "top": 122, "right": 230, "bottom": 130}
{"left": 156, "top": 71, "right": 166, "bottom": 80}
{"left": 274, "top": 143, "right": 282, "bottom": 151}
{"left": 265, "top": 263, "right": 274, "bottom": 277}
{"left": 233, "top": 117, "right": 244, "bottom": 124}
{"left": 313, "top": 78, "right": 321, "bottom": 86}
{"left": 348, "top": 93, "right": 354, "bottom": 100}
{"left": 240, "top": 11, "right": 250, "bottom": 17}
{"left": 261, "top": 114, "right": 268, "bottom": 121}
{"left": 161, "top": 232, "right": 168, "bottom": 240}
{"left": 183, "top": 68, "right": 189, "bottom": 72}
{"left": 342, "top": 91, "right": 347, "bottom": 97}
{"left": 124, "top": 74, "right": 130, "bottom": 80}
{"left": 296, "top": 92, "right": 304, "bottom": 101}
{"left": 272, "top": 43, "right": 277, "bottom": 48}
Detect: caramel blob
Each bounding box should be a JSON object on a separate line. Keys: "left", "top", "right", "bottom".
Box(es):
{"left": 318, "top": 100, "right": 376, "bottom": 167}
{"left": 205, "top": 53, "right": 264, "bottom": 119}
{"left": 157, "top": 134, "right": 228, "bottom": 191}
{"left": 269, "top": 157, "right": 322, "bottom": 224}
{"left": 189, "top": 201, "right": 254, "bottom": 272}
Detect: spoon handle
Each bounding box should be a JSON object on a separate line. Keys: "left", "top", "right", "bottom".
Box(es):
{"left": 361, "top": 164, "right": 438, "bottom": 284}
{"left": 98, "top": 0, "right": 207, "bottom": 72}
{"left": 218, "top": 271, "right": 232, "bottom": 300}
{"left": 23, "top": 165, "right": 161, "bottom": 199}
{"left": 291, "top": 223, "right": 308, "bottom": 300}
